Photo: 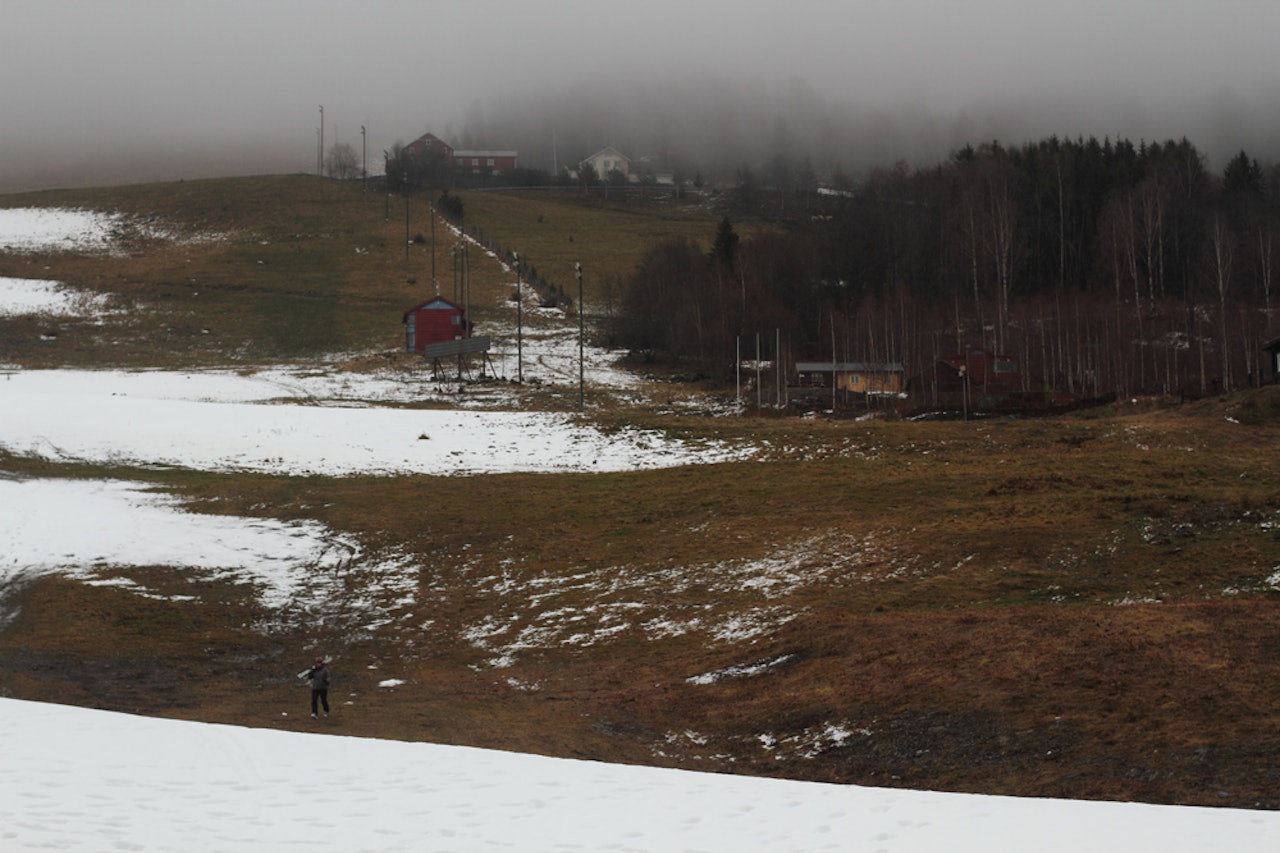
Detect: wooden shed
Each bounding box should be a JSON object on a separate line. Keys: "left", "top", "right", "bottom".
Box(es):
{"left": 403, "top": 296, "right": 469, "bottom": 352}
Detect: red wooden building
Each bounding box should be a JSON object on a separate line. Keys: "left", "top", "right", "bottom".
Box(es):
{"left": 403, "top": 296, "right": 470, "bottom": 352}
{"left": 451, "top": 149, "right": 518, "bottom": 174}
{"left": 395, "top": 133, "right": 518, "bottom": 176}
{"left": 939, "top": 347, "right": 1018, "bottom": 386}
{"left": 401, "top": 132, "right": 454, "bottom": 161}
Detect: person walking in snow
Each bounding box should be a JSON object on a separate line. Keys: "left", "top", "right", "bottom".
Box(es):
{"left": 303, "top": 657, "right": 331, "bottom": 719}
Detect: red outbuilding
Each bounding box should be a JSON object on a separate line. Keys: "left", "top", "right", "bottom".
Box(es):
{"left": 403, "top": 296, "right": 470, "bottom": 352}
{"left": 451, "top": 149, "right": 518, "bottom": 175}
{"left": 940, "top": 347, "right": 1018, "bottom": 386}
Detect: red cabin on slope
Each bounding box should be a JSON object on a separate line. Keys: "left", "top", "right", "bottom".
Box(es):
{"left": 403, "top": 296, "right": 470, "bottom": 352}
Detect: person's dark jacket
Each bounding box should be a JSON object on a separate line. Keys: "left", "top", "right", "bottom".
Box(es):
{"left": 307, "top": 664, "right": 331, "bottom": 691}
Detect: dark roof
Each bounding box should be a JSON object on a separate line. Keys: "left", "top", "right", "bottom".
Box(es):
{"left": 796, "top": 361, "right": 904, "bottom": 373}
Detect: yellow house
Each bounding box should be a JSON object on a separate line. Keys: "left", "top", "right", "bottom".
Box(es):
{"left": 795, "top": 361, "right": 905, "bottom": 394}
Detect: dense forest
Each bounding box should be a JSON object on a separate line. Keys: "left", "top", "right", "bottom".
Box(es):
{"left": 614, "top": 136, "right": 1280, "bottom": 407}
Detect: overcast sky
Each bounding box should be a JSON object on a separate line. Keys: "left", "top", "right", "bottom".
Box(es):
{"left": 3, "top": 0, "right": 1280, "bottom": 191}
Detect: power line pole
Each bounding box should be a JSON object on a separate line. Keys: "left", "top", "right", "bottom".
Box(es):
{"left": 756, "top": 332, "right": 762, "bottom": 410}
{"left": 361, "top": 124, "right": 367, "bottom": 196}
{"left": 736, "top": 335, "right": 741, "bottom": 409}
{"left": 514, "top": 252, "right": 523, "bottom": 383}
{"left": 576, "top": 262, "right": 584, "bottom": 410}
{"left": 776, "top": 327, "right": 782, "bottom": 408}
{"left": 318, "top": 105, "right": 324, "bottom": 176}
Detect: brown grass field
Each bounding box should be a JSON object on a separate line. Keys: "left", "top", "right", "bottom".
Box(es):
{"left": 2, "top": 176, "right": 1279, "bottom": 809}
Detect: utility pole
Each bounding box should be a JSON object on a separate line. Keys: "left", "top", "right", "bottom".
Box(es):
{"left": 404, "top": 196, "right": 410, "bottom": 262}
{"left": 776, "top": 328, "right": 782, "bottom": 408}
{"left": 756, "top": 332, "right": 762, "bottom": 410}
{"left": 831, "top": 313, "right": 837, "bottom": 413}
{"left": 576, "top": 262, "right": 584, "bottom": 410}
{"left": 736, "top": 336, "right": 741, "bottom": 409}
{"left": 514, "top": 252, "right": 523, "bottom": 383}
{"left": 318, "top": 105, "right": 324, "bottom": 176}
{"left": 360, "top": 125, "right": 367, "bottom": 196}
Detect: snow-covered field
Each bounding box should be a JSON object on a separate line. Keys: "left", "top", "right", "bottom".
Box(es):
{"left": 3, "top": 697, "right": 1277, "bottom": 853}
{"left": 0, "top": 368, "right": 746, "bottom": 477}
{"left": 3, "top": 208, "right": 1278, "bottom": 851}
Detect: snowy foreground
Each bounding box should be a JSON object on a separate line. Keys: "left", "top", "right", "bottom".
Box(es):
{"left": 3, "top": 698, "right": 1277, "bottom": 853}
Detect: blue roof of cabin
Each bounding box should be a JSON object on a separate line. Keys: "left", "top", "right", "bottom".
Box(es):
{"left": 405, "top": 296, "right": 463, "bottom": 313}
{"left": 403, "top": 296, "right": 464, "bottom": 322}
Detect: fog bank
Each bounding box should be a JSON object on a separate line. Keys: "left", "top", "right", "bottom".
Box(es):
{"left": 3, "top": 1, "right": 1279, "bottom": 192}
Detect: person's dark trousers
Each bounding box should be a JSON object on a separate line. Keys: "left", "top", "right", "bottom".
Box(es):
{"left": 311, "top": 689, "right": 329, "bottom": 716}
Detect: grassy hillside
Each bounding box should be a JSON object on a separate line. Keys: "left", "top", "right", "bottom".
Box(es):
{"left": 0, "top": 177, "right": 728, "bottom": 368}
{"left": 452, "top": 188, "right": 727, "bottom": 306}
{"left": 2, "top": 176, "right": 1280, "bottom": 809}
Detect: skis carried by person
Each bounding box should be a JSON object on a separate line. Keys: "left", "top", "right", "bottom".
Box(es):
{"left": 299, "top": 656, "right": 332, "bottom": 719}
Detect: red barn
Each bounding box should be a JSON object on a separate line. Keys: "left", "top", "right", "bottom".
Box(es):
{"left": 403, "top": 296, "right": 470, "bottom": 352}
{"left": 394, "top": 133, "right": 518, "bottom": 177}
{"left": 401, "top": 132, "right": 454, "bottom": 161}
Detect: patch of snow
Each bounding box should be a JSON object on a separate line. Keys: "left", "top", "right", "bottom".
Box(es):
{"left": 0, "top": 477, "right": 414, "bottom": 625}
{"left": 687, "top": 653, "right": 797, "bottom": 685}
{"left": 0, "top": 207, "right": 227, "bottom": 254}
{"left": 711, "top": 608, "right": 794, "bottom": 642}
{"left": 0, "top": 369, "right": 752, "bottom": 476}
{"left": 0, "top": 207, "right": 122, "bottom": 252}
{"left": 0, "top": 277, "right": 110, "bottom": 317}
{"left": 1110, "top": 596, "right": 1162, "bottom": 606}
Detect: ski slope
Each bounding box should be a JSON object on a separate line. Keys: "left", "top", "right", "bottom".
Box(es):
{"left": 3, "top": 697, "right": 1277, "bottom": 853}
